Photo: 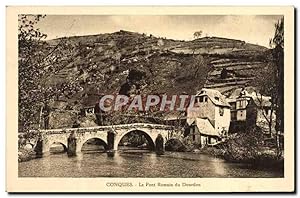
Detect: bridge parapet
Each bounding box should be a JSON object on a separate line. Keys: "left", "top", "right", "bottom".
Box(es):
{"left": 38, "top": 123, "right": 175, "bottom": 135}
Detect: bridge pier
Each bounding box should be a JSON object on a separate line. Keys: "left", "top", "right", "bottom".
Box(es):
{"left": 106, "top": 150, "right": 116, "bottom": 157}
{"left": 67, "top": 132, "right": 77, "bottom": 157}
{"left": 107, "top": 131, "right": 116, "bottom": 151}
{"left": 34, "top": 138, "right": 50, "bottom": 157}
{"left": 155, "top": 134, "right": 164, "bottom": 155}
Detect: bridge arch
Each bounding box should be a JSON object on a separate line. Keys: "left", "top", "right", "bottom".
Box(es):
{"left": 114, "top": 129, "right": 156, "bottom": 151}
{"left": 76, "top": 135, "right": 108, "bottom": 153}
{"left": 44, "top": 140, "right": 68, "bottom": 154}
{"left": 79, "top": 137, "right": 108, "bottom": 152}
{"left": 50, "top": 142, "right": 68, "bottom": 153}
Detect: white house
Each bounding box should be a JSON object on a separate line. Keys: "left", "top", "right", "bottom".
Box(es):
{"left": 186, "top": 88, "right": 231, "bottom": 146}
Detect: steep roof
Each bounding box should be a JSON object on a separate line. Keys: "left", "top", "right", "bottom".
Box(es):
{"left": 228, "top": 87, "right": 257, "bottom": 99}
{"left": 187, "top": 117, "right": 195, "bottom": 126}
{"left": 197, "top": 88, "right": 230, "bottom": 107}
{"left": 228, "top": 87, "right": 272, "bottom": 108}
{"left": 196, "top": 118, "right": 219, "bottom": 137}
{"left": 238, "top": 90, "right": 272, "bottom": 107}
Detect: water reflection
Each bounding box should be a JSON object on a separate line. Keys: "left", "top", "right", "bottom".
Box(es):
{"left": 75, "top": 152, "right": 83, "bottom": 171}
{"left": 108, "top": 151, "right": 123, "bottom": 165}
{"left": 211, "top": 159, "right": 226, "bottom": 176}
{"left": 19, "top": 148, "right": 283, "bottom": 178}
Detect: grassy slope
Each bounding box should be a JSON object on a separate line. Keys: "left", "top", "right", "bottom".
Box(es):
{"left": 42, "top": 30, "right": 270, "bottom": 107}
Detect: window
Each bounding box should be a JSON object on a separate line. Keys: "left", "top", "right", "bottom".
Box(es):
{"left": 238, "top": 100, "right": 245, "bottom": 108}
{"left": 219, "top": 107, "right": 224, "bottom": 116}
{"left": 208, "top": 137, "right": 211, "bottom": 144}
{"left": 204, "top": 96, "right": 208, "bottom": 102}
{"left": 238, "top": 101, "right": 242, "bottom": 108}
{"left": 199, "top": 96, "right": 204, "bottom": 102}
{"left": 221, "top": 127, "right": 227, "bottom": 136}
{"left": 214, "top": 97, "right": 219, "bottom": 101}
{"left": 191, "top": 126, "right": 196, "bottom": 141}
{"left": 264, "top": 108, "right": 269, "bottom": 116}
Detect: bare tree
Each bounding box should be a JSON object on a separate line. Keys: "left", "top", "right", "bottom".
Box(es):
{"left": 254, "top": 17, "right": 284, "bottom": 158}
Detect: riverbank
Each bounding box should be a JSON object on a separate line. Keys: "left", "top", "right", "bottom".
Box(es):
{"left": 196, "top": 146, "right": 284, "bottom": 170}
{"left": 18, "top": 148, "right": 36, "bottom": 162}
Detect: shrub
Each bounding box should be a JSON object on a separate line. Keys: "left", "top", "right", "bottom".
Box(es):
{"left": 220, "top": 127, "right": 283, "bottom": 170}
{"left": 165, "top": 139, "right": 187, "bottom": 152}
{"left": 221, "top": 127, "right": 264, "bottom": 163}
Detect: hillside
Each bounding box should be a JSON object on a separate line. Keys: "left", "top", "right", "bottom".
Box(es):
{"left": 40, "top": 30, "right": 271, "bottom": 109}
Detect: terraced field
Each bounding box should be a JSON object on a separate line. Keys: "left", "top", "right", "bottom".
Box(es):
{"left": 204, "top": 56, "right": 268, "bottom": 96}
{"left": 42, "top": 30, "right": 270, "bottom": 104}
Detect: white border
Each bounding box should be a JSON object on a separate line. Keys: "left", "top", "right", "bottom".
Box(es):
{"left": 1, "top": 0, "right": 299, "bottom": 197}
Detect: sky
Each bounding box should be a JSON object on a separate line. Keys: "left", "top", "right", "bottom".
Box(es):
{"left": 35, "top": 15, "right": 282, "bottom": 48}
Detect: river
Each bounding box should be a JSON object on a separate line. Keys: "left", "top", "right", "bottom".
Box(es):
{"left": 18, "top": 145, "right": 283, "bottom": 178}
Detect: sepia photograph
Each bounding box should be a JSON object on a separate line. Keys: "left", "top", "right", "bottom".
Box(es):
{"left": 6, "top": 6, "right": 295, "bottom": 192}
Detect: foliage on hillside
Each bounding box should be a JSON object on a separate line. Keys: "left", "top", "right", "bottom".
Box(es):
{"left": 19, "top": 16, "right": 272, "bottom": 130}
{"left": 45, "top": 32, "right": 269, "bottom": 98}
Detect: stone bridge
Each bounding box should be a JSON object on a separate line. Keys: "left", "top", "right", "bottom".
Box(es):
{"left": 33, "top": 123, "right": 180, "bottom": 156}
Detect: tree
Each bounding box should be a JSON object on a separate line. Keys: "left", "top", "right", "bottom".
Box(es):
{"left": 193, "top": 31, "right": 203, "bottom": 39}
{"left": 254, "top": 17, "right": 284, "bottom": 158}
{"left": 271, "top": 18, "right": 284, "bottom": 136}
{"left": 254, "top": 59, "right": 277, "bottom": 135}
{"left": 222, "top": 127, "right": 264, "bottom": 163}
{"left": 271, "top": 18, "right": 284, "bottom": 158}
{"left": 18, "top": 14, "right": 48, "bottom": 132}
{"left": 18, "top": 15, "right": 83, "bottom": 132}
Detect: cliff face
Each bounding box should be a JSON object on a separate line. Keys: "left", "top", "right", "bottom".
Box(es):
{"left": 41, "top": 30, "right": 270, "bottom": 109}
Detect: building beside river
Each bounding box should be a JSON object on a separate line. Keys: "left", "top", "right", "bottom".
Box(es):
{"left": 185, "top": 87, "right": 276, "bottom": 147}
{"left": 186, "top": 88, "right": 231, "bottom": 146}
{"left": 228, "top": 88, "right": 276, "bottom": 136}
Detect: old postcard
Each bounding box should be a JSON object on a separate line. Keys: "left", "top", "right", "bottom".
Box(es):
{"left": 6, "top": 6, "right": 294, "bottom": 192}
